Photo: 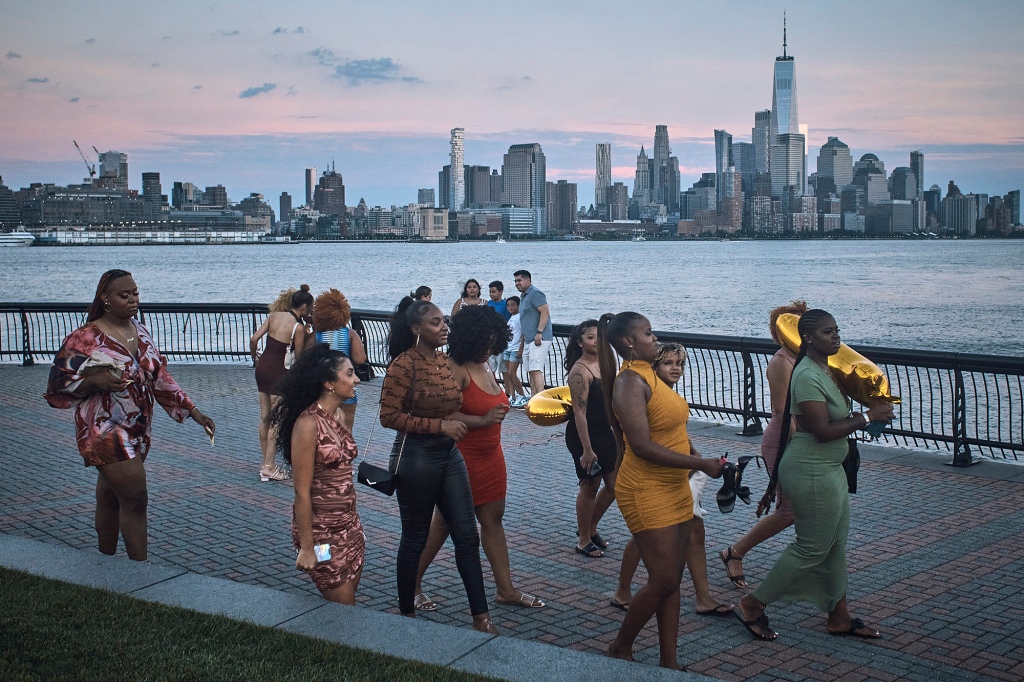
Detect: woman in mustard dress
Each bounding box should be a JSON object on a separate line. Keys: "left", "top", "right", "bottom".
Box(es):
{"left": 735, "top": 309, "right": 893, "bottom": 641}
{"left": 597, "top": 312, "right": 724, "bottom": 671}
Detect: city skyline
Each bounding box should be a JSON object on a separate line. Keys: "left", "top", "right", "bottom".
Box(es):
{"left": 1, "top": 1, "right": 1022, "bottom": 206}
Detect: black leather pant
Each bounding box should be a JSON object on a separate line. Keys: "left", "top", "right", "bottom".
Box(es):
{"left": 392, "top": 433, "right": 487, "bottom": 616}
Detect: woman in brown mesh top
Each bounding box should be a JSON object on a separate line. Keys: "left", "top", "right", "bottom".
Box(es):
{"left": 379, "top": 296, "right": 497, "bottom": 634}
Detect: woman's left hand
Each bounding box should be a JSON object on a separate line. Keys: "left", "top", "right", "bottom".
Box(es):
{"left": 296, "top": 547, "right": 318, "bottom": 570}
{"left": 190, "top": 408, "right": 215, "bottom": 436}
{"left": 700, "top": 456, "right": 726, "bottom": 479}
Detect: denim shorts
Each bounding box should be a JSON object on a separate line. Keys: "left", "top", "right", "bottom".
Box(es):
{"left": 501, "top": 349, "right": 521, "bottom": 363}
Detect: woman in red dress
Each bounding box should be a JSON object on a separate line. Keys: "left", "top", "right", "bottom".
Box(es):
{"left": 412, "top": 305, "right": 545, "bottom": 611}
{"left": 45, "top": 269, "right": 215, "bottom": 561}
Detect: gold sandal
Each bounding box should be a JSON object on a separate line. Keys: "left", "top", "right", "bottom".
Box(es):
{"left": 260, "top": 466, "right": 291, "bottom": 482}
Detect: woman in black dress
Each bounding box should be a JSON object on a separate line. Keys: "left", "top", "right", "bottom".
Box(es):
{"left": 565, "top": 319, "right": 618, "bottom": 557}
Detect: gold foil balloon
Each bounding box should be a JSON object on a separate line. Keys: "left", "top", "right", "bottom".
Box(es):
{"left": 775, "top": 313, "right": 901, "bottom": 406}
{"left": 525, "top": 386, "right": 573, "bottom": 426}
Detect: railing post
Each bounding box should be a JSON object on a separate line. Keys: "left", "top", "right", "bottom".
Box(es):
{"left": 20, "top": 307, "right": 35, "bottom": 366}
{"left": 740, "top": 344, "right": 763, "bottom": 436}
{"left": 249, "top": 310, "right": 260, "bottom": 367}
{"left": 949, "top": 364, "right": 974, "bottom": 466}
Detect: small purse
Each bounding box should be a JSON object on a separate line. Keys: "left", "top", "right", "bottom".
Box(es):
{"left": 283, "top": 322, "right": 300, "bottom": 370}
{"left": 843, "top": 437, "right": 860, "bottom": 494}
{"left": 356, "top": 403, "right": 404, "bottom": 496}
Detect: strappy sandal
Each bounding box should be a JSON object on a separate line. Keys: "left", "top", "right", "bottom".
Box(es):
{"left": 260, "top": 466, "right": 291, "bottom": 482}
{"left": 719, "top": 547, "right": 748, "bottom": 588}
{"left": 414, "top": 592, "right": 438, "bottom": 611}
{"left": 495, "top": 592, "right": 545, "bottom": 608}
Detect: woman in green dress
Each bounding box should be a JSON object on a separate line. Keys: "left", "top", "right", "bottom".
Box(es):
{"left": 735, "top": 309, "right": 893, "bottom": 641}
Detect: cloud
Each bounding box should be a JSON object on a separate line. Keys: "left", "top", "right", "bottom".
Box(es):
{"left": 69, "top": 97, "right": 79, "bottom": 103}
{"left": 219, "top": 30, "right": 240, "bottom": 36}
{"left": 84, "top": 38, "right": 96, "bottom": 44}
{"left": 26, "top": 77, "right": 49, "bottom": 83}
{"left": 308, "top": 47, "right": 339, "bottom": 66}
{"left": 273, "top": 27, "right": 287, "bottom": 34}
{"left": 333, "top": 58, "right": 420, "bottom": 85}
{"left": 6, "top": 51, "right": 22, "bottom": 59}
{"left": 239, "top": 82, "right": 277, "bottom": 98}
{"left": 295, "top": 26, "right": 307, "bottom": 34}
{"left": 193, "top": 84, "right": 202, "bottom": 90}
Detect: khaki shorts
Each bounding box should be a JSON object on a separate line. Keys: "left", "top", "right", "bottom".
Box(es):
{"left": 521, "top": 339, "right": 551, "bottom": 373}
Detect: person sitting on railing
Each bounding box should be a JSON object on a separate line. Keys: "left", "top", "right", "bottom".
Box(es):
{"left": 44, "top": 269, "right": 215, "bottom": 562}
{"left": 411, "top": 305, "right": 544, "bottom": 611}
{"left": 720, "top": 300, "right": 808, "bottom": 588}
{"left": 379, "top": 296, "right": 498, "bottom": 634}
{"left": 313, "top": 288, "right": 367, "bottom": 433}
{"left": 734, "top": 309, "right": 893, "bottom": 642}
{"left": 598, "top": 312, "right": 724, "bottom": 670}
{"left": 250, "top": 284, "right": 314, "bottom": 483}
{"left": 269, "top": 344, "right": 364, "bottom": 605}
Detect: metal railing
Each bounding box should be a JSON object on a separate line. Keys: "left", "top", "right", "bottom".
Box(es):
{"left": 3, "top": 302, "right": 1022, "bottom": 464}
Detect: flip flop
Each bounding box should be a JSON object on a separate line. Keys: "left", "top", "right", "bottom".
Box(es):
{"left": 609, "top": 599, "right": 630, "bottom": 611}
{"left": 414, "top": 592, "right": 438, "bottom": 611}
{"left": 495, "top": 592, "right": 545, "bottom": 608}
{"left": 590, "top": 533, "right": 609, "bottom": 550}
{"left": 734, "top": 608, "right": 778, "bottom": 641}
{"left": 828, "top": 617, "right": 881, "bottom": 639}
{"left": 697, "top": 603, "right": 735, "bottom": 617}
{"left": 575, "top": 541, "right": 604, "bottom": 557}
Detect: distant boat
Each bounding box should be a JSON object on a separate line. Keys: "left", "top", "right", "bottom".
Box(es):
{"left": 0, "top": 229, "right": 35, "bottom": 247}
{"left": 630, "top": 235, "right": 647, "bottom": 242}
{"left": 495, "top": 236, "right": 507, "bottom": 243}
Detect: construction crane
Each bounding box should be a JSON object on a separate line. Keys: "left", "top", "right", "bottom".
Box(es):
{"left": 73, "top": 140, "right": 96, "bottom": 179}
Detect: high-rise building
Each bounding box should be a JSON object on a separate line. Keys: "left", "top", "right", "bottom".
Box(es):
{"left": 889, "top": 167, "right": 917, "bottom": 201}
{"left": 501, "top": 143, "right": 546, "bottom": 232}
{"left": 0, "top": 176, "right": 17, "bottom": 228}
{"left": 203, "top": 185, "right": 228, "bottom": 208}
{"left": 464, "top": 165, "right": 492, "bottom": 207}
{"left": 449, "top": 128, "right": 465, "bottom": 211}
{"left": 910, "top": 151, "right": 924, "bottom": 199}
{"left": 652, "top": 125, "right": 672, "bottom": 206}
{"left": 141, "top": 172, "right": 162, "bottom": 205}
{"left": 770, "top": 133, "right": 806, "bottom": 198}
{"left": 279, "top": 192, "right": 292, "bottom": 223}
{"left": 98, "top": 151, "right": 129, "bottom": 192}
{"left": 633, "top": 146, "right": 650, "bottom": 206}
{"left": 753, "top": 110, "right": 771, "bottom": 174}
{"left": 941, "top": 191, "right": 978, "bottom": 236}
{"left": 313, "top": 163, "right": 346, "bottom": 233}
{"left": 489, "top": 170, "right": 503, "bottom": 204}
{"left": 438, "top": 165, "right": 450, "bottom": 209}
{"left": 816, "top": 137, "right": 853, "bottom": 188}
{"left": 1007, "top": 189, "right": 1021, "bottom": 225}
{"left": 607, "top": 182, "right": 629, "bottom": 221}
{"left": 546, "top": 180, "right": 577, "bottom": 233}
{"left": 769, "top": 17, "right": 801, "bottom": 197}
{"left": 417, "top": 188, "right": 435, "bottom": 206}
{"left": 304, "top": 168, "right": 317, "bottom": 207}
{"left": 714, "top": 130, "right": 733, "bottom": 210}
{"left": 595, "top": 143, "right": 612, "bottom": 207}
{"left": 171, "top": 181, "right": 197, "bottom": 208}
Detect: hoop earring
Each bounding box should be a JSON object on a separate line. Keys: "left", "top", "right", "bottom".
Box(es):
{"left": 103, "top": 302, "right": 111, "bottom": 311}
{"left": 628, "top": 346, "right": 635, "bottom": 363}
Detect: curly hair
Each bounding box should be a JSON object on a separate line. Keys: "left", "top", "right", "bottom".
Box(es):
{"left": 448, "top": 305, "right": 510, "bottom": 365}
{"left": 87, "top": 269, "right": 133, "bottom": 322}
{"left": 768, "top": 300, "right": 809, "bottom": 345}
{"left": 269, "top": 287, "right": 297, "bottom": 312}
{"left": 313, "top": 288, "right": 351, "bottom": 332}
{"left": 655, "top": 342, "right": 688, "bottom": 366}
{"left": 268, "top": 344, "right": 350, "bottom": 464}
{"left": 564, "top": 319, "right": 598, "bottom": 372}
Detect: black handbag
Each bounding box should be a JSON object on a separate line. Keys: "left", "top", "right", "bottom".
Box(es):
{"left": 356, "top": 402, "right": 404, "bottom": 496}
{"left": 843, "top": 438, "right": 860, "bottom": 494}
{"left": 354, "top": 362, "right": 374, "bottom": 382}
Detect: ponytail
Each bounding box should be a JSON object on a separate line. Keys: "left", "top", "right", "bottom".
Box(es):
{"left": 596, "top": 313, "right": 624, "bottom": 462}
{"left": 387, "top": 296, "right": 435, "bottom": 363}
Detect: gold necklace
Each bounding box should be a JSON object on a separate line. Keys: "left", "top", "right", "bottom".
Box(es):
{"left": 106, "top": 321, "right": 136, "bottom": 347}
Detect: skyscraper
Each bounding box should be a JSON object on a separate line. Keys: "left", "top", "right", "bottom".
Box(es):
{"left": 449, "top": 128, "right": 465, "bottom": 211}
{"left": 546, "top": 180, "right": 577, "bottom": 233}
{"left": 464, "top": 165, "right": 491, "bottom": 207}
{"left": 304, "top": 168, "right": 317, "bottom": 207}
{"left": 501, "top": 143, "right": 546, "bottom": 232}
{"left": 141, "top": 172, "right": 162, "bottom": 204}
{"left": 633, "top": 146, "right": 650, "bottom": 206}
{"left": 910, "top": 151, "right": 924, "bottom": 198}
{"left": 279, "top": 192, "right": 292, "bottom": 223}
{"left": 714, "top": 129, "right": 733, "bottom": 210}
{"left": 816, "top": 137, "right": 853, "bottom": 188}
{"left": 417, "top": 188, "right": 435, "bottom": 206}
{"left": 652, "top": 125, "right": 671, "bottom": 205}
{"left": 99, "top": 151, "right": 129, "bottom": 192}
{"left": 595, "top": 143, "right": 612, "bottom": 207}
{"left": 770, "top": 133, "right": 806, "bottom": 198}
{"left": 314, "top": 163, "right": 346, "bottom": 232}
{"left": 769, "top": 16, "right": 801, "bottom": 197}
{"left": 753, "top": 110, "right": 771, "bottom": 174}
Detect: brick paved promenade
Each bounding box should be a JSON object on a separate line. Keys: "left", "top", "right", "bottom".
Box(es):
{"left": 3, "top": 363, "right": 1024, "bottom": 681}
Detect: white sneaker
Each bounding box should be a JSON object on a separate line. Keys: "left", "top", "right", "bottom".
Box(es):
{"left": 511, "top": 395, "right": 529, "bottom": 408}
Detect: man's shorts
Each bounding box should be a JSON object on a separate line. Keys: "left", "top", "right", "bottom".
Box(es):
{"left": 521, "top": 339, "right": 551, "bottom": 373}
{"left": 488, "top": 354, "right": 507, "bottom": 374}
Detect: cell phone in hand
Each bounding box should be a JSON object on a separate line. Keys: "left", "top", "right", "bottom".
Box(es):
{"left": 588, "top": 460, "right": 602, "bottom": 476}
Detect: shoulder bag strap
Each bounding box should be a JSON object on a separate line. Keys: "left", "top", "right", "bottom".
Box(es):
{"left": 289, "top": 322, "right": 300, "bottom": 349}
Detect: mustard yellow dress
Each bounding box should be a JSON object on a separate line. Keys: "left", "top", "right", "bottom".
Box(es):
{"left": 614, "top": 360, "right": 693, "bottom": 533}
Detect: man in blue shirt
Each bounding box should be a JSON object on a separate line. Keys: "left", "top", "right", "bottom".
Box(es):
{"left": 513, "top": 269, "right": 552, "bottom": 397}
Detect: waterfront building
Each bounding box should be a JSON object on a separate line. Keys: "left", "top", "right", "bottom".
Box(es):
{"left": 652, "top": 125, "right": 670, "bottom": 205}
{"left": 171, "top": 182, "right": 198, "bottom": 209}
{"left": 141, "top": 173, "right": 164, "bottom": 206}
{"left": 633, "top": 146, "right": 651, "bottom": 206}
{"left": 449, "top": 128, "right": 465, "bottom": 211}
{"left": 438, "top": 165, "right": 451, "bottom": 209}
{"left": 769, "top": 18, "right": 801, "bottom": 198}
{"left": 494, "top": 206, "right": 544, "bottom": 236}
{"left": 546, "top": 180, "right": 577, "bottom": 233}
{"left": 714, "top": 129, "right": 733, "bottom": 211}
{"left": 279, "top": 192, "right": 292, "bottom": 224}
{"left": 853, "top": 164, "right": 890, "bottom": 205}
{"left": 313, "top": 164, "right": 346, "bottom": 234}
{"left": 464, "top": 165, "right": 492, "bottom": 208}
{"left": 843, "top": 212, "right": 866, "bottom": 232}
{"left": 841, "top": 184, "right": 866, "bottom": 216}
{"left": 753, "top": 110, "right": 771, "bottom": 175}
{"left": 910, "top": 151, "right": 924, "bottom": 198}
{"left": 203, "top": 185, "right": 228, "bottom": 209}
{"left": 607, "top": 182, "right": 629, "bottom": 221}
{"left": 98, "top": 151, "right": 129, "bottom": 192}
{"left": 889, "top": 167, "right": 918, "bottom": 201}
{"left": 489, "top": 170, "right": 503, "bottom": 204}
{"left": 816, "top": 137, "right": 853, "bottom": 188}
{"left": 0, "top": 177, "right": 17, "bottom": 228}
{"left": 720, "top": 167, "right": 742, "bottom": 232}
{"left": 867, "top": 200, "right": 914, "bottom": 234}
{"left": 750, "top": 195, "right": 774, "bottom": 233}
{"left": 770, "top": 132, "right": 805, "bottom": 198}
{"left": 732, "top": 141, "right": 755, "bottom": 194}
{"left": 1006, "top": 189, "right": 1020, "bottom": 225}
{"left": 418, "top": 206, "right": 448, "bottom": 240}
{"left": 941, "top": 182, "right": 978, "bottom": 236}
{"left": 236, "top": 193, "right": 275, "bottom": 225}
{"left": 501, "top": 143, "right": 546, "bottom": 232}
{"left": 304, "top": 168, "right": 317, "bottom": 206}
{"left": 417, "top": 188, "right": 435, "bottom": 206}
{"left": 595, "top": 143, "right": 611, "bottom": 207}
{"left": 20, "top": 183, "right": 146, "bottom": 227}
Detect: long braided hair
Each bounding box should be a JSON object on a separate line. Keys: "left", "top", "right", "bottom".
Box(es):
{"left": 756, "top": 308, "right": 834, "bottom": 516}
{"left": 86, "top": 269, "right": 132, "bottom": 322}
{"left": 596, "top": 312, "right": 646, "bottom": 464}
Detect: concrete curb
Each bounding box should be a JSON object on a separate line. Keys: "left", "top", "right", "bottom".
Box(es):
{"left": 1, "top": 533, "right": 713, "bottom": 681}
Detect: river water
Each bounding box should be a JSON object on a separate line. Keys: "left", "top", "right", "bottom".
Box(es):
{"left": 3, "top": 240, "right": 1022, "bottom": 355}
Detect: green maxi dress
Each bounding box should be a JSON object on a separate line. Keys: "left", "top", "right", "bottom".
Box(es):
{"left": 753, "top": 358, "right": 852, "bottom": 612}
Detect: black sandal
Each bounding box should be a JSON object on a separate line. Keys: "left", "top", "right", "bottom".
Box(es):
{"left": 575, "top": 541, "right": 604, "bottom": 557}
{"left": 719, "top": 547, "right": 748, "bottom": 588}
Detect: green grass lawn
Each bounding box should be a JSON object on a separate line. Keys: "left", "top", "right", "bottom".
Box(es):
{"left": 0, "top": 568, "right": 496, "bottom": 682}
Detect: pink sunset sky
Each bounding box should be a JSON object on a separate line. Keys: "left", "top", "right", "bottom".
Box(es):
{"left": 2, "top": 0, "right": 1022, "bottom": 207}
